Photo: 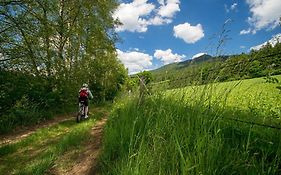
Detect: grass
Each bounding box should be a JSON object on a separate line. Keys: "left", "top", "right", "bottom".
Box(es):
{"left": 0, "top": 106, "right": 107, "bottom": 175}
{"left": 167, "top": 75, "right": 281, "bottom": 126}
{"left": 100, "top": 75, "right": 281, "bottom": 174}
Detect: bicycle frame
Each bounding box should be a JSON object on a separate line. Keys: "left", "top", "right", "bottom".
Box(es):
{"left": 77, "top": 101, "right": 86, "bottom": 123}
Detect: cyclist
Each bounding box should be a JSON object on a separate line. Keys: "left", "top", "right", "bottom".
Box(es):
{"left": 78, "top": 83, "right": 93, "bottom": 118}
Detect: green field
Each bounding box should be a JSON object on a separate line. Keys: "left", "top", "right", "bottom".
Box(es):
{"left": 167, "top": 75, "right": 281, "bottom": 126}
{"left": 100, "top": 75, "right": 281, "bottom": 174}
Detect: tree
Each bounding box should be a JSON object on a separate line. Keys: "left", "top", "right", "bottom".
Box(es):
{"left": 0, "top": 0, "right": 123, "bottom": 95}
{"left": 137, "top": 71, "right": 153, "bottom": 84}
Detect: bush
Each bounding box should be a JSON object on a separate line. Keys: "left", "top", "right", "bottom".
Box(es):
{"left": 0, "top": 70, "right": 76, "bottom": 134}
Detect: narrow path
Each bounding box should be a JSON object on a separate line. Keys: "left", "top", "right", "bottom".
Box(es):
{"left": 0, "top": 113, "right": 75, "bottom": 146}
{"left": 64, "top": 117, "right": 107, "bottom": 175}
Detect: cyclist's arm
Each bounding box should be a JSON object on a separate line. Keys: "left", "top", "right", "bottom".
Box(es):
{"left": 78, "top": 89, "right": 81, "bottom": 98}
{"left": 88, "top": 90, "right": 93, "bottom": 99}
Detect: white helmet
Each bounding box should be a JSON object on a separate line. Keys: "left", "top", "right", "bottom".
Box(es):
{"left": 82, "top": 83, "right": 88, "bottom": 88}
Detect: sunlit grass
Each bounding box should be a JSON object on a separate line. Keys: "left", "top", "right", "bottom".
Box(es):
{"left": 177, "top": 75, "right": 280, "bottom": 126}
{"left": 100, "top": 75, "right": 281, "bottom": 174}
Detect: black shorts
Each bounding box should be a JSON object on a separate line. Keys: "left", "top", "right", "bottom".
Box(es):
{"left": 79, "top": 97, "right": 89, "bottom": 106}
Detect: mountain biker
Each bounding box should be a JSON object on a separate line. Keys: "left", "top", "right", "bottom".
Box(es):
{"left": 78, "top": 83, "right": 93, "bottom": 118}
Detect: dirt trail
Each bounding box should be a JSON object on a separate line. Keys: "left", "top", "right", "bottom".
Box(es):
{"left": 62, "top": 117, "right": 107, "bottom": 175}
{"left": 1, "top": 110, "right": 108, "bottom": 175}
{"left": 0, "top": 113, "right": 75, "bottom": 146}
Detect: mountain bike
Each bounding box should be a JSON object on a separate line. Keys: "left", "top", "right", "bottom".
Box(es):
{"left": 77, "top": 100, "right": 87, "bottom": 123}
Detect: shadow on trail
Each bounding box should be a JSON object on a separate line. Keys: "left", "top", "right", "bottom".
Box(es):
{"left": 0, "top": 117, "right": 79, "bottom": 157}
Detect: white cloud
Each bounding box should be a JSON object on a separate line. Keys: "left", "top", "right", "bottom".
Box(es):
{"left": 157, "top": 0, "right": 180, "bottom": 18}
{"left": 192, "top": 53, "right": 207, "bottom": 59}
{"left": 113, "top": 0, "right": 155, "bottom": 32}
{"left": 244, "top": 0, "right": 281, "bottom": 33}
{"left": 158, "top": 0, "right": 165, "bottom": 6}
{"left": 117, "top": 49, "right": 153, "bottom": 74}
{"left": 225, "top": 2, "right": 238, "bottom": 13}
{"left": 230, "top": 3, "right": 238, "bottom": 10}
{"left": 113, "top": 0, "right": 180, "bottom": 33}
{"left": 147, "top": 16, "right": 172, "bottom": 26}
{"left": 224, "top": 4, "right": 230, "bottom": 13}
{"left": 154, "top": 49, "right": 185, "bottom": 65}
{"left": 173, "top": 22, "right": 205, "bottom": 44}
{"left": 240, "top": 28, "right": 252, "bottom": 35}
{"left": 250, "top": 33, "right": 281, "bottom": 50}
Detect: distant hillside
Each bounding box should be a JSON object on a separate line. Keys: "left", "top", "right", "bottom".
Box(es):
{"left": 149, "top": 42, "right": 281, "bottom": 88}
{"left": 150, "top": 54, "right": 227, "bottom": 82}
{"left": 152, "top": 54, "right": 213, "bottom": 74}
{"left": 181, "top": 54, "right": 213, "bottom": 65}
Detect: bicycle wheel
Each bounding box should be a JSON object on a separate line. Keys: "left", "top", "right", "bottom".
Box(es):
{"left": 77, "top": 104, "right": 83, "bottom": 123}
{"left": 77, "top": 113, "right": 81, "bottom": 123}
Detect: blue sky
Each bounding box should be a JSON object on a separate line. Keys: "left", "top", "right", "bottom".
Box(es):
{"left": 113, "top": 0, "right": 281, "bottom": 74}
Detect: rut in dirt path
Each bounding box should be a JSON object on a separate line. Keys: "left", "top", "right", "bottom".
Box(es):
{"left": 0, "top": 113, "right": 75, "bottom": 146}
{"left": 58, "top": 117, "right": 107, "bottom": 175}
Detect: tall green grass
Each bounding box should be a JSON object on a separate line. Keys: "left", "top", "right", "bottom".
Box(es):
{"left": 100, "top": 76, "right": 281, "bottom": 174}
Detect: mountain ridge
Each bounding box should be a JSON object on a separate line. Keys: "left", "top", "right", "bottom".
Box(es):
{"left": 151, "top": 54, "right": 216, "bottom": 74}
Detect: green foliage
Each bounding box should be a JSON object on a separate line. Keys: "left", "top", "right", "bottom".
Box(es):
{"left": 123, "top": 71, "right": 153, "bottom": 94}
{"left": 0, "top": 0, "right": 126, "bottom": 133}
{"left": 88, "top": 53, "right": 128, "bottom": 102}
{"left": 136, "top": 71, "right": 153, "bottom": 84}
{"left": 0, "top": 69, "right": 76, "bottom": 133}
{"left": 264, "top": 75, "right": 279, "bottom": 84}
{"left": 125, "top": 77, "right": 139, "bottom": 92}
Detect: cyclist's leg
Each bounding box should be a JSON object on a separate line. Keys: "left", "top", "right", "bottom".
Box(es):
{"left": 77, "top": 98, "right": 84, "bottom": 122}
{"left": 84, "top": 98, "right": 89, "bottom": 118}
{"left": 79, "top": 97, "right": 87, "bottom": 115}
{"left": 78, "top": 97, "right": 82, "bottom": 113}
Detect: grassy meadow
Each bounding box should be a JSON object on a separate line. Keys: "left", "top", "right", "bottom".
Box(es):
{"left": 100, "top": 75, "right": 281, "bottom": 174}
{"left": 167, "top": 75, "right": 281, "bottom": 126}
